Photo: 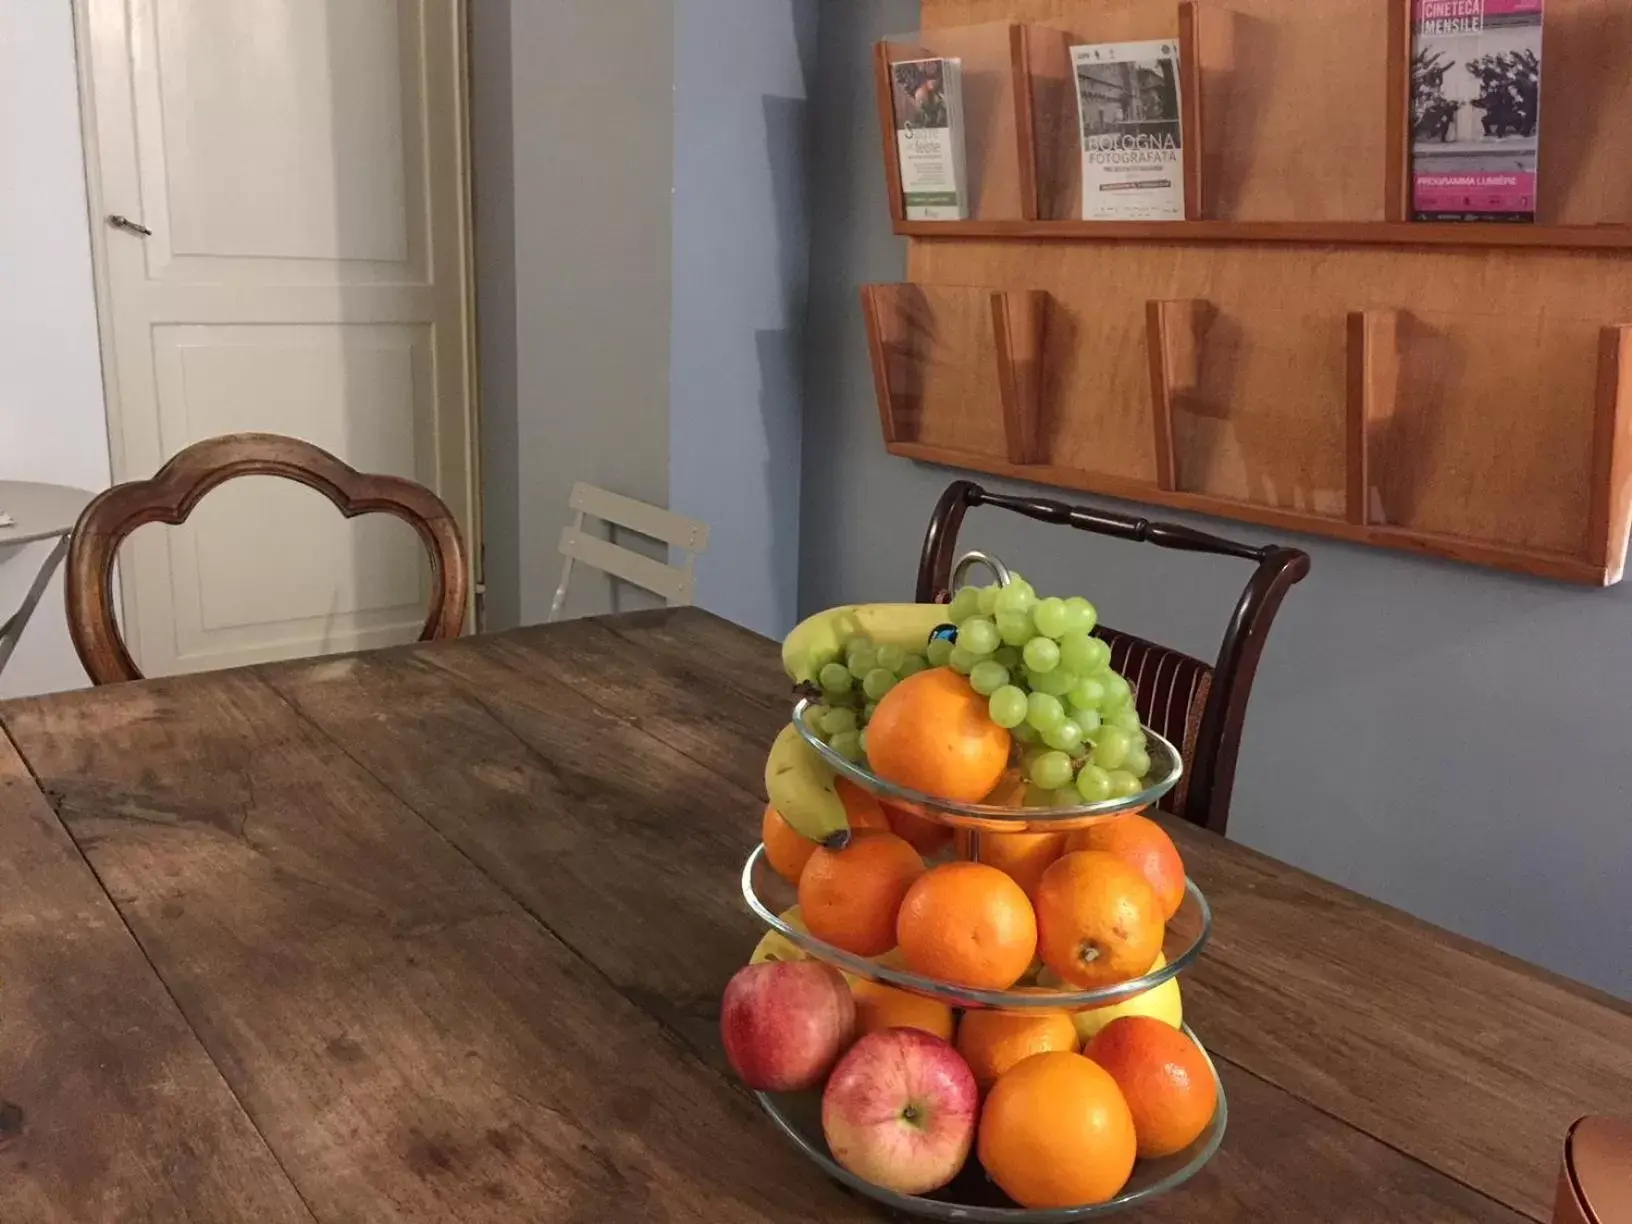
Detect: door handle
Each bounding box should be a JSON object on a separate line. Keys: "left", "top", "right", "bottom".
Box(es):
{"left": 107, "top": 214, "right": 152, "bottom": 237}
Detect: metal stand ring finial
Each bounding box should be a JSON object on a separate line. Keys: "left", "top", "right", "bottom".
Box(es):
{"left": 949, "top": 550, "right": 1012, "bottom": 591}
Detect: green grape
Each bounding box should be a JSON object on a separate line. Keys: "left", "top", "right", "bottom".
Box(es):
{"left": 1028, "top": 667, "right": 1076, "bottom": 697}
{"left": 1101, "top": 671, "right": 1132, "bottom": 709}
{"left": 947, "top": 646, "right": 978, "bottom": 674}
{"left": 1076, "top": 708, "right": 1103, "bottom": 733}
{"left": 1050, "top": 788, "right": 1082, "bottom": 808}
{"left": 1043, "top": 719, "right": 1084, "bottom": 753}
{"left": 822, "top": 706, "right": 859, "bottom": 736}
{"left": 1091, "top": 725, "right": 1132, "bottom": 771}
{"left": 988, "top": 685, "right": 1028, "bottom": 728}
{"left": 1022, "top": 636, "right": 1061, "bottom": 673}
{"left": 1124, "top": 745, "right": 1151, "bottom": 779}
{"left": 1059, "top": 631, "right": 1096, "bottom": 675}
{"left": 1062, "top": 596, "right": 1098, "bottom": 636}
{"left": 1026, "top": 691, "right": 1066, "bottom": 732}
{"left": 875, "top": 643, "right": 906, "bottom": 673}
{"left": 858, "top": 728, "right": 869, "bottom": 756}
{"left": 969, "top": 660, "right": 1009, "bottom": 696}
{"left": 1030, "top": 750, "right": 1075, "bottom": 791}
{"left": 806, "top": 705, "right": 832, "bottom": 742}
{"left": 996, "top": 609, "right": 1035, "bottom": 647}
{"left": 926, "top": 637, "right": 954, "bottom": 667}
{"left": 1075, "top": 763, "right": 1113, "bottom": 802}
{"left": 830, "top": 730, "right": 864, "bottom": 762}
{"left": 1022, "top": 783, "right": 1056, "bottom": 809}
{"left": 994, "top": 583, "right": 1036, "bottom": 616}
{"left": 1069, "top": 674, "right": 1106, "bottom": 710}
{"left": 977, "top": 584, "right": 1001, "bottom": 616}
{"left": 819, "top": 662, "right": 854, "bottom": 695}
{"left": 896, "top": 654, "right": 928, "bottom": 679}
{"left": 948, "top": 586, "right": 982, "bottom": 623}
{"left": 1007, "top": 574, "right": 1035, "bottom": 598}
{"left": 993, "top": 645, "right": 1021, "bottom": 669}
{"left": 1031, "top": 596, "right": 1069, "bottom": 639}
{"left": 864, "top": 701, "right": 879, "bottom": 721}
{"left": 1107, "top": 769, "right": 1142, "bottom": 799}
{"left": 958, "top": 616, "right": 999, "bottom": 656}
{"left": 1110, "top": 705, "right": 1142, "bottom": 733}
{"left": 862, "top": 668, "right": 897, "bottom": 701}
{"left": 1084, "top": 637, "right": 1113, "bottom": 672}
{"left": 847, "top": 648, "right": 877, "bottom": 679}
{"left": 844, "top": 635, "right": 872, "bottom": 661}
{"left": 1011, "top": 721, "right": 1039, "bottom": 744}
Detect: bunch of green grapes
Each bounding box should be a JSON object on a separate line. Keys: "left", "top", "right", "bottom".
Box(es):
{"left": 936, "top": 575, "right": 1151, "bottom": 805}
{"left": 805, "top": 635, "right": 930, "bottom": 764}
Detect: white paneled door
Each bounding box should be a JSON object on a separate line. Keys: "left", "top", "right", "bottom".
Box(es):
{"left": 80, "top": 0, "right": 477, "bottom": 675}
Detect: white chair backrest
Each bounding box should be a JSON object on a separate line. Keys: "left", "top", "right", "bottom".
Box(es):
{"left": 549, "top": 483, "right": 709, "bottom": 621}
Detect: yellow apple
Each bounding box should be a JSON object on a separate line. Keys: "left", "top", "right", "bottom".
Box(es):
{"left": 1037, "top": 952, "right": 1183, "bottom": 1043}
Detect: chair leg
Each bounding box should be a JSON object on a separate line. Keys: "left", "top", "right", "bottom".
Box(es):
{"left": 0, "top": 536, "right": 71, "bottom": 677}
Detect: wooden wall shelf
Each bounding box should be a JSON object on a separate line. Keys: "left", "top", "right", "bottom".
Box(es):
{"left": 867, "top": 0, "right": 1632, "bottom": 585}
{"left": 895, "top": 220, "right": 1632, "bottom": 252}
{"left": 863, "top": 282, "right": 1632, "bottom": 586}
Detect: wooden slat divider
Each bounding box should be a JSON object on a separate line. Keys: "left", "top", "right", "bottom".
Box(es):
{"left": 991, "top": 289, "right": 1051, "bottom": 464}
{"left": 1145, "top": 299, "right": 1211, "bottom": 492}
{"left": 1345, "top": 309, "right": 1401, "bottom": 526}
{"left": 1589, "top": 325, "right": 1632, "bottom": 581}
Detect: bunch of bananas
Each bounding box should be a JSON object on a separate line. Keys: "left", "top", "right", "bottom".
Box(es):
{"left": 765, "top": 603, "right": 949, "bottom": 848}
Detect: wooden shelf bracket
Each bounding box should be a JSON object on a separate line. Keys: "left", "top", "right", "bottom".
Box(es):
{"left": 1345, "top": 310, "right": 1402, "bottom": 526}
{"left": 1145, "top": 299, "right": 1214, "bottom": 492}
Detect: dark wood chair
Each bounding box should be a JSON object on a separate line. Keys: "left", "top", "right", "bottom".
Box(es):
{"left": 66, "top": 433, "right": 468, "bottom": 685}
{"left": 917, "top": 480, "right": 1310, "bottom": 836}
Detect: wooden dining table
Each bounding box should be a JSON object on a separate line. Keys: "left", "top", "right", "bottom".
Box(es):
{"left": 1, "top": 607, "right": 1628, "bottom": 1223}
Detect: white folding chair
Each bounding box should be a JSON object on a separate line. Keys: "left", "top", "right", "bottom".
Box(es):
{"left": 549, "top": 483, "right": 709, "bottom": 621}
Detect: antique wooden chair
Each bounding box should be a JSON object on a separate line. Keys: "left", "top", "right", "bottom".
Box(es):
{"left": 66, "top": 433, "right": 467, "bottom": 684}
{"left": 916, "top": 479, "right": 1310, "bottom": 836}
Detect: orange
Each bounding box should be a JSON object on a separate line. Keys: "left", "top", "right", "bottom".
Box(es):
{"left": 1033, "top": 851, "right": 1165, "bottom": 990}
{"left": 957, "top": 829, "right": 1066, "bottom": 898}
{"left": 866, "top": 668, "right": 1011, "bottom": 803}
{"left": 1085, "top": 1017, "right": 1217, "bottom": 1158}
{"left": 850, "top": 979, "right": 956, "bottom": 1041}
{"left": 799, "top": 829, "right": 926, "bottom": 956}
{"left": 1066, "top": 814, "right": 1187, "bottom": 921}
{"left": 896, "top": 862, "right": 1037, "bottom": 991}
{"left": 977, "top": 1051, "right": 1136, "bottom": 1208}
{"left": 957, "top": 1008, "right": 1077, "bottom": 1090}
{"left": 762, "top": 779, "right": 890, "bottom": 885}
{"left": 883, "top": 802, "right": 954, "bottom": 856}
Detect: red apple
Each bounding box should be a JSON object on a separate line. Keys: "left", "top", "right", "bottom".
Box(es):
{"left": 720, "top": 961, "right": 855, "bottom": 1091}
{"left": 821, "top": 1027, "right": 979, "bottom": 1195}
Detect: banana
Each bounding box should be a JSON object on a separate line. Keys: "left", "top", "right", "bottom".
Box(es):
{"left": 765, "top": 723, "right": 851, "bottom": 846}
{"left": 782, "top": 602, "right": 952, "bottom": 686}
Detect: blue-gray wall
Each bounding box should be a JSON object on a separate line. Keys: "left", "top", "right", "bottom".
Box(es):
{"left": 799, "top": 1, "right": 1631, "bottom": 999}
{"left": 670, "top": 0, "right": 817, "bottom": 637}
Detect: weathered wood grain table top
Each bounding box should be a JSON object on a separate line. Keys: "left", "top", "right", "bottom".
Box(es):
{"left": 1, "top": 608, "right": 1627, "bottom": 1223}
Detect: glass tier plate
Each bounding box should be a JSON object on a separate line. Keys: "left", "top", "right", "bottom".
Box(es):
{"left": 742, "top": 844, "right": 1212, "bottom": 1010}
{"left": 793, "top": 698, "right": 1182, "bottom": 833}
{"left": 754, "top": 1023, "right": 1227, "bottom": 1221}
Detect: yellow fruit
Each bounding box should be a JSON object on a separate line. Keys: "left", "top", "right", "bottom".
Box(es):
{"left": 749, "top": 907, "right": 810, "bottom": 965}
{"left": 1037, "top": 953, "right": 1183, "bottom": 1043}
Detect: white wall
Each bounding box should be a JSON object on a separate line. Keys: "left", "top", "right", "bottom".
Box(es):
{"left": 0, "top": 2, "right": 110, "bottom": 698}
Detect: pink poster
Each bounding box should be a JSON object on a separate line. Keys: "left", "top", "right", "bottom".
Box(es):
{"left": 1410, "top": 0, "right": 1543, "bottom": 221}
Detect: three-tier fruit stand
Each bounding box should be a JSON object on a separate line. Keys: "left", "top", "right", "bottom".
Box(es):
{"left": 741, "top": 694, "right": 1226, "bottom": 1220}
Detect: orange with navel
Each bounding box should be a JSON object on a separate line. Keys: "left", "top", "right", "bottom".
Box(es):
{"left": 1086, "top": 1016, "right": 1217, "bottom": 1157}
{"left": 957, "top": 829, "right": 1067, "bottom": 899}
{"left": 895, "top": 861, "right": 1037, "bottom": 991}
{"left": 865, "top": 668, "right": 1010, "bottom": 803}
{"left": 762, "top": 779, "right": 890, "bottom": 885}
{"left": 850, "top": 979, "right": 956, "bottom": 1041}
{"left": 798, "top": 829, "right": 926, "bottom": 956}
{"left": 977, "top": 1050, "right": 1137, "bottom": 1208}
{"left": 1066, "top": 813, "right": 1186, "bottom": 921}
{"left": 1034, "top": 851, "right": 1165, "bottom": 990}
{"left": 957, "top": 1007, "right": 1077, "bottom": 1090}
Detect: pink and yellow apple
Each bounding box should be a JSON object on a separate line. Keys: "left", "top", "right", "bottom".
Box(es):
{"left": 821, "top": 1028, "right": 979, "bottom": 1195}
{"left": 720, "top": 961, "right": 855, "bottom": 1091}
